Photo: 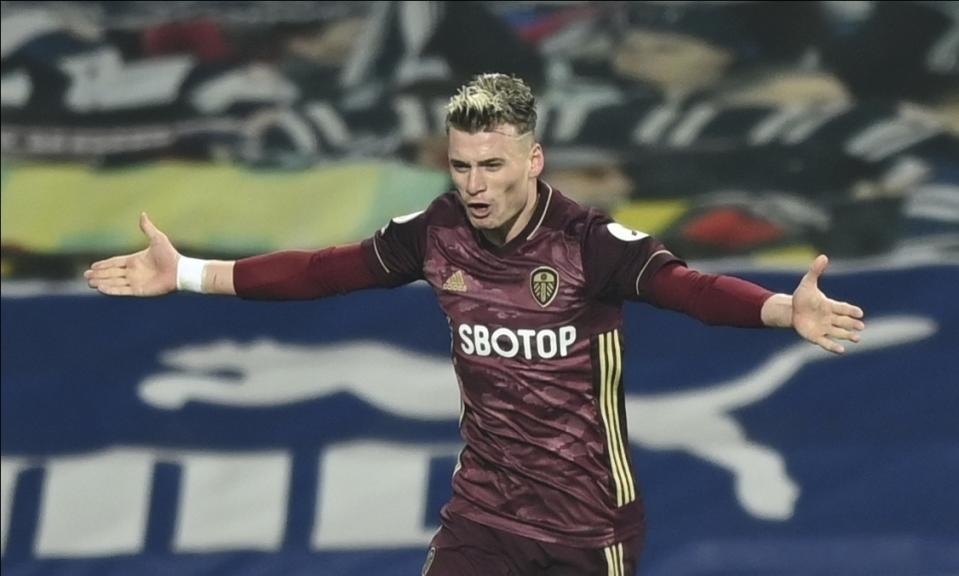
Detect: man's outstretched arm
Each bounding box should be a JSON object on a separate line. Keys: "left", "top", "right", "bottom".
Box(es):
{"left": 648, "top": 255, "right": 865, "bottom": 355}
{"left": 84, "top": 213, "right": 379, "bottom": 299}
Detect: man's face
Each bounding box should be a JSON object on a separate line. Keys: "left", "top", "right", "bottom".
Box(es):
{"left": 447, "top": 124, "right": 543, "bottom": 244}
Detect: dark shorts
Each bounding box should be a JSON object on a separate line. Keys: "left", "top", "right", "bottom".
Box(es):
{"left": 421, "top": 513, "right": 643, "bottom": 576}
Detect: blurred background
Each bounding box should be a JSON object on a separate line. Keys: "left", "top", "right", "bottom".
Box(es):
{"left": 1, "top": 1, "right": 957, "bottom": 575}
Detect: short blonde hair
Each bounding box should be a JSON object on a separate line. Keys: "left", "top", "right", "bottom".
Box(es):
{"left": 446, "top": 73, "right": 537, "bottom": 135}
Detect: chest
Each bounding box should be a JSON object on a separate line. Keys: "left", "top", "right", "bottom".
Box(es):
{"left": 423, "top": 226, "right": 587, "bottom": 326}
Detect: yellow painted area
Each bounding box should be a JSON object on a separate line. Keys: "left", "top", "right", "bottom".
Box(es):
{"left": 0, "top": 161, "right": 821, "bottom": 268}
{"left": 611, "top": 199, "right": 688, "bottom": 234}
{"left": 754, "top": 244, "right": 821, "bottom": 265}
{"left": 1, "top": 161, "right": 446, "bottom": 255}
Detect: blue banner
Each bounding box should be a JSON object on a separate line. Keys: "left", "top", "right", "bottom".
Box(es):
{"left": 2, "top": 263, "right": 958, "bottom": 575}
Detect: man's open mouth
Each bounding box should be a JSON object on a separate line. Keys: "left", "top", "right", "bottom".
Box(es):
{"left": 467, "top": 202, "right": 491, "bottom": 219}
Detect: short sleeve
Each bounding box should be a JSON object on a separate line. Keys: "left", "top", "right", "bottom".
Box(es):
{"left": 360, "top": 209, "right": 428, "bottom": 287}
{"left": 582, "top": 215, "right": 683, "bottom": 303}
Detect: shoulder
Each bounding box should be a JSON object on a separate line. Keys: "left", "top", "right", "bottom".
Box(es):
{"left": 546, "top": 187, "right": 657, "bottom": 256}
{"left": 378, "top": 190, "right": 464, "bottom": 234}
{"left": 541, "top": 185, "right": 613, "bottom": 242}
{"left": 365, "top": 191, "right": 465, "bottom": 282}
{"left": 426, "top": 191, "right": 467, "bottom": 227}
{"left": 391, "top": 190, "right": 464, "bottom": 228}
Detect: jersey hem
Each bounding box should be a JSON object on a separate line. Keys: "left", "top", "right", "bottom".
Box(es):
{"left": 442, "top": 502, "right": 644, "bottom": 549}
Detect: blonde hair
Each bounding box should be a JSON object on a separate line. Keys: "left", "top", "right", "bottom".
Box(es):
{"left": 446, "top": 73, "right": 537, "bottom": 135}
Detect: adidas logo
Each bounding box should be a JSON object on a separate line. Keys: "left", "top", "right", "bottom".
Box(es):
{"left": 442, "top": 270, "right": 467, "bottom": 292}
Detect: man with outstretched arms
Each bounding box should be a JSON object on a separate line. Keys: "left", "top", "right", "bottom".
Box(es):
{"left": 87, "top": 73, "right": 865, "bottom": 575}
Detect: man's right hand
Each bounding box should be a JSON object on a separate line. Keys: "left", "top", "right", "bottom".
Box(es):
{"left": 84, "top": 213, "right": 180, "bottom": 296}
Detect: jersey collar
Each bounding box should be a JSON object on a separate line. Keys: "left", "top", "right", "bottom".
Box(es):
{"left": 475, "top": 180, "right": 554, "bottom": 256}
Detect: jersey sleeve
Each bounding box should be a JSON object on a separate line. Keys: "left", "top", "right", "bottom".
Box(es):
{"left": 646, "top": 262, "right": 773, "bottom": 327}
{"left": 582, "top": 213, "right": 683, "bottom": 303}
{"left": 234, "top": 243, "right": 383, "bottom": 300}
{"left": 359, "top": 208, "right": 429, "bottom": 287}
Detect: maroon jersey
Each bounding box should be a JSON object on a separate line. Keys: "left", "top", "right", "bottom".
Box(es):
{"left": 360, "top": 182, "right": 680, "bottom": 547}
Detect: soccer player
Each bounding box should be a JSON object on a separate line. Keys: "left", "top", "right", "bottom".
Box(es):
{"left": 85, "top": 73, "right": 865, "bottom": 575}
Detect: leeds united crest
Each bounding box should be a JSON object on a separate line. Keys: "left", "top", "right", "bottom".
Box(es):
{"left": 530, "top": 266, "right": 559, "bottom": 307}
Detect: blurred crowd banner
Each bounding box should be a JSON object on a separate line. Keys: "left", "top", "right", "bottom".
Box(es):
{"left": 2, "top": 1, "right": 957, "bottom": 273}
{"left": 2, "top": 264, "right": 958, "bottom": 575}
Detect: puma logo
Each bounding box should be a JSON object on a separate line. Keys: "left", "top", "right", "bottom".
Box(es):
{"left": 138, "top": 316, "right": 936, "bottom": 521}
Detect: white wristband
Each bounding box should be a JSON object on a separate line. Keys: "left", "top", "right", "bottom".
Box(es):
{"left": 176, "top": 256, "right": 208, "bottom": 293}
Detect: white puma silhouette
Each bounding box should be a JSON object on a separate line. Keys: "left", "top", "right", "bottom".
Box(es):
{"left": 139, "top": 315, "right": 936, "bottom": 520}
{"left": 625, "top": 316, "right": 936, "bottom": 519}
{"left": 140, "top": 340, "right": 461, "bottom": 417}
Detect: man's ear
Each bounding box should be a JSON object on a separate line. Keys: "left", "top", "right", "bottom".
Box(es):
{"left": 529, "top": 143, "right": 544, "bottom": 178}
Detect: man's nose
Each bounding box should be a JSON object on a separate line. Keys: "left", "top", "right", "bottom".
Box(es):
{"left": 466, "top": 169, "right": 485, "bottom": 195}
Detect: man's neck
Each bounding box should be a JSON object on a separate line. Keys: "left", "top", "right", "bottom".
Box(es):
{"left": 483, "top": 181, "right": 540, "bottom": 247}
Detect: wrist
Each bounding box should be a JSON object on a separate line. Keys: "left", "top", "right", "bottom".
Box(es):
{"left": 176, "top": 256, "right": 208, "bottom": 293}
{"left": 760, "top": 293, "right": 793, "bottom": 328}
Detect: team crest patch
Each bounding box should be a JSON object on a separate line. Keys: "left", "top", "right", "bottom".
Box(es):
{"left": 530, "top": 266, "right": 559, "bottom": 307}
{"left": 421, "top": 546, "right": 436, "bottom": 575}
